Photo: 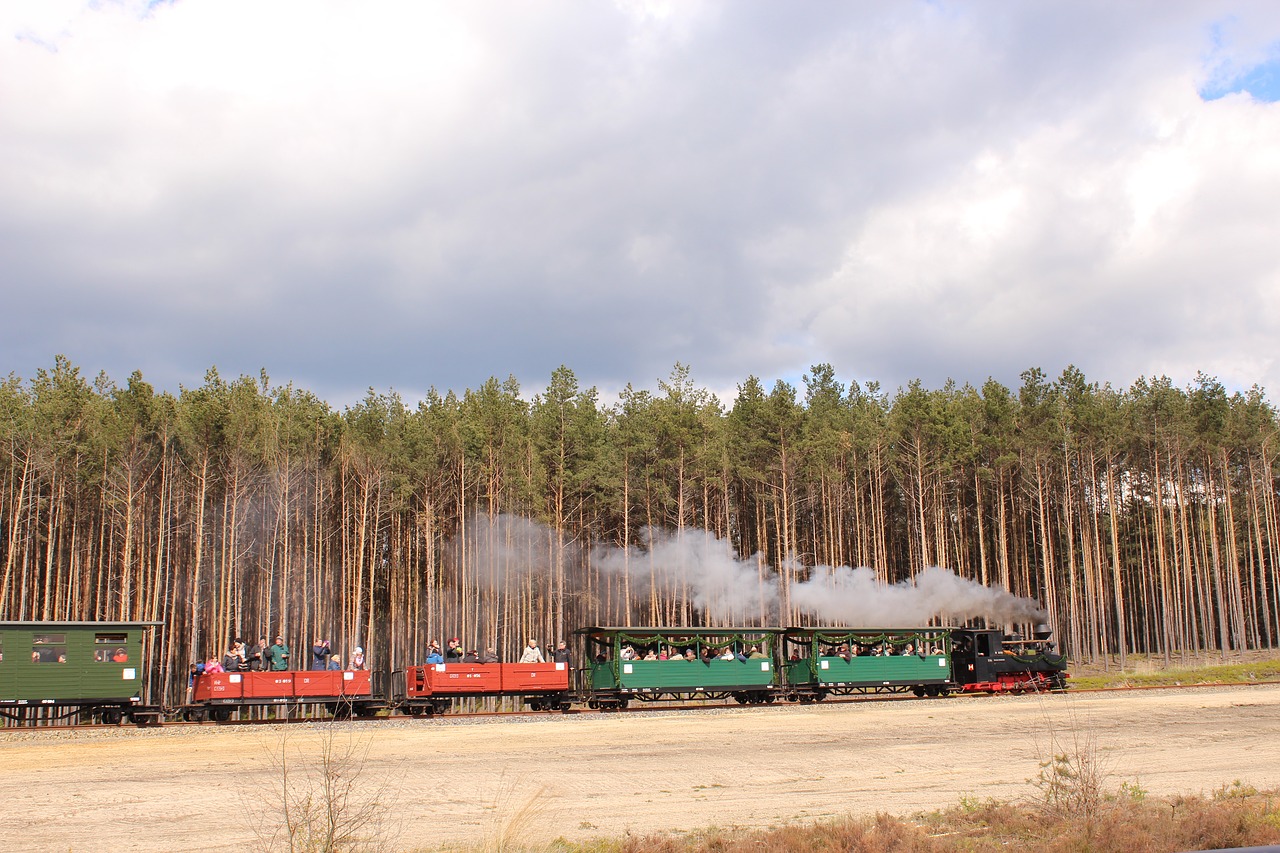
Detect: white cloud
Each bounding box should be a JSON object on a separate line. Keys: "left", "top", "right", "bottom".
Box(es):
{"left": 2, "top": 2, "right": 1280, "bottom": 404}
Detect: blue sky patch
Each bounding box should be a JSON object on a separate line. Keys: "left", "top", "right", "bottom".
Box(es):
{"left": 1200, "top": 54, "right": 1280, "bottom": 102}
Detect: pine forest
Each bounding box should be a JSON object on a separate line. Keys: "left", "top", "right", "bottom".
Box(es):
{"left": 3, "top": 356, "right": 1279, "bottom": 706}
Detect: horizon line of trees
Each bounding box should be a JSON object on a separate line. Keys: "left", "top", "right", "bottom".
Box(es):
{"left": 2, "top": 355, "right": 1278, "bottom": 705}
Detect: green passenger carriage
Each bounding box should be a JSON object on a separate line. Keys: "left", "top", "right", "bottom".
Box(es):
{"left": 575, "top": 626, "right": 783, "bottom": 707}
{"left": 0, "top": 621, "right": 161, "bottom": 723}
{"left": 783, "top": 627, "right": 953, "bottom": 701}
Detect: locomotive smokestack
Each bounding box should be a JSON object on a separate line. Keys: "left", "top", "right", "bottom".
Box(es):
{"left": 1033, "top": 623, "right": 1053, "bottom": 641}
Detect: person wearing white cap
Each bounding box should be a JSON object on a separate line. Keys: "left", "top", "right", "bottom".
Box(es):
{"left": 352, "top": 646, "right": 366, "bottom": 670}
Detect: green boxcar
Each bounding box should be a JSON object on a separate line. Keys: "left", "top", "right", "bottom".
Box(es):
{"left": 0, "top": 621, "right": 160, "bottom": 722}
{"left": 783, "top": 627, "right": 953, "bottom": 699}
{"left": 576, "top": 626, "right": 782, "bottom": 706}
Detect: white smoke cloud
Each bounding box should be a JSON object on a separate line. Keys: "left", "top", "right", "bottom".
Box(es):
{"left": 789, "top": 564, "right": 1047, "bottom": 627}
{"left": 593, "top": 526, "right": 1046, "bottom": 628}
{"left": 455, "top": 514, "right": 1047, "bottom": 628}
{"left": 452, "top": 513, "right": 579, "bottom": 590}
{"left": 592, "top": 527, "right": 778, "bottom": 625}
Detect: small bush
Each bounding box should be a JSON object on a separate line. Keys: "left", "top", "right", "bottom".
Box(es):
{"left": 254, "top": 726, "right": 401, "bottom": 853}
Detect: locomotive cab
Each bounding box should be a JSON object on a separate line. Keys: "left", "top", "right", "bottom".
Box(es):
{"left": 950, "top": 627, "right": 1068, "bottom": 694}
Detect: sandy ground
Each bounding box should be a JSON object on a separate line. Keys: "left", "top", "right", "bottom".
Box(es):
{"left": 1, "top": 684, "right": 1278, "bottom": 852}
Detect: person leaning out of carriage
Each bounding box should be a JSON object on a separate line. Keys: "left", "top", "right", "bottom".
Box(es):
{"left": 519, "top": 638, "right": 545, "bottom": 664}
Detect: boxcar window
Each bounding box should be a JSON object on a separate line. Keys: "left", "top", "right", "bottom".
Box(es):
{"left": 32, "top": 633, "right": 68, "bottom": 664}
{"left": 94, "top": 633, "right": 129, "bottom": 663}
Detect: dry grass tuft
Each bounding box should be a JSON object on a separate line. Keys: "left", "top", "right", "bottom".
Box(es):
{"left": 524, "top": 788, "right": 1280, "bottom": 853}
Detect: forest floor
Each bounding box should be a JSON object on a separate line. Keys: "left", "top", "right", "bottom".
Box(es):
{"left": 1, "top": 683, "right": 1278, "bottom": 852}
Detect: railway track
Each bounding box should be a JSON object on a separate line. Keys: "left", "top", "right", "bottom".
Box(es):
{"left": 7, "top": 678, "right": 1278, "bottom": 732}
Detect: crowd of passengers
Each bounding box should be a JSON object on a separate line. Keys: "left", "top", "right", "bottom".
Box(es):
{"left": 196, "top": 636, "right": 572, "bottom": 678}
{"left": 591, "top": 640, "right": 943, "bottom": 663}
{"left": 806, "top": 641, "right": 944, "bottom": 660}
{"left": 420, "top": 638, "right": 572, "bottom": 665}
{"left": 195, "top": 635, "right": 368, "bottom": 676}
{"left": 599, "top": 644, "right": 771, "bottom": 662}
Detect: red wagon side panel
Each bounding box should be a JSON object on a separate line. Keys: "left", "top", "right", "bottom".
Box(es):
{"left": 340, "top": 670, "right": 372, "bottom": 697}
{"left": 294, "top": 672, "right": 344, "bottom": 698}
{"left": 193, "top": 672, "right": 244, "bottom": 701}
{"left": 243, "top": 672, "right": 295, "bottom": 699}
{"left": 408, "top": 663, "right": 503, "bottom": 696}
{"left": 293, "top": 671, "right": 373, "bottom": 698}
{"left": 501, "top": 662, "right": 570, "bottom": 693}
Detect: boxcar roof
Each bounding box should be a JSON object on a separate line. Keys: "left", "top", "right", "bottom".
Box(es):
{"left": 0, "top": 620, "right": 164, "bottom": 628}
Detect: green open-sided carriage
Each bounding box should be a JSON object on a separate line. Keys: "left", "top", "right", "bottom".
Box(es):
{"left": 575, "top": 626, "right": 782, "bottom": 707}
{"left": 782, "top": 627, "right": 954, "bottom": 701}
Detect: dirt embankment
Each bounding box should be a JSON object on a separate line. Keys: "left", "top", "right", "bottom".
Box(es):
{"left": 1, "top": 684, "right": 1277, "bottom": 852}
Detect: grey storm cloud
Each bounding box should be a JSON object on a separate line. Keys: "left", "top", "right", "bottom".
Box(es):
{"left": 2, "top": 1, "right": 1280, "bottom": 404}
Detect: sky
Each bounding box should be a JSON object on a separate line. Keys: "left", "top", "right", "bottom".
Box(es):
{"left": 3, "top": 0, "right": 1280, "bottom": 409}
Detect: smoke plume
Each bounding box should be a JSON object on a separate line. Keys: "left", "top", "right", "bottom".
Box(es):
{"left": 789, "top": 564, "right": 1047, "bottom": 626}
{"left": 592, "top": 527, "right": 778, "bottom": 624}
{"left": 454, "top": 514, "right": 1047, "bottom": 628}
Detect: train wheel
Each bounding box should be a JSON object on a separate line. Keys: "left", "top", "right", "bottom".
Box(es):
{"left": 211, "top": 707, "right": 232, "bottom": 723}
{"left": 732, "top": 692, "right": 748, "bottom": 705}
{"left": 912, "top": 686, "right": 926, "bottom": 698}
{"left": 100, "top": 708, "right": 122, "bottom": 725}
{"left": 183, "top": 708, "right": 206, "bottom": 722}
